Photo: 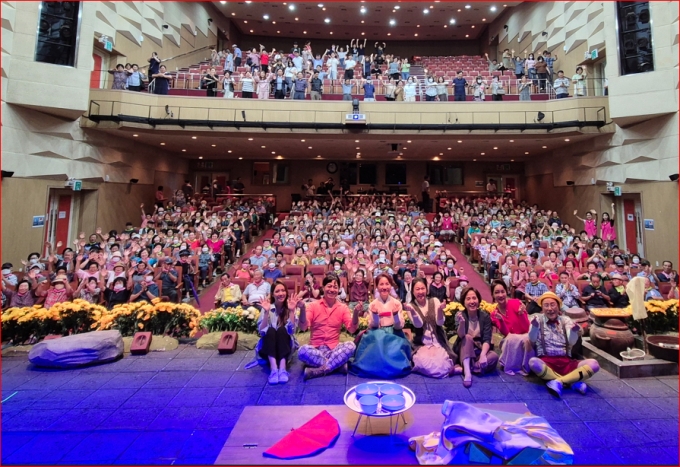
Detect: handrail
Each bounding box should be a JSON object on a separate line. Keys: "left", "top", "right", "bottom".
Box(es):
{"left": 139, "top": 45, "right": 215, "bottom": 70}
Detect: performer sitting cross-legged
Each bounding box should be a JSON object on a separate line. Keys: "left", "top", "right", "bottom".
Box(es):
{"left": 528, "top": 292, "right": 600, "bottom": 398}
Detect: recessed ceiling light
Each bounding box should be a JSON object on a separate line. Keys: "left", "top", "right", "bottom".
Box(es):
{"left": 493, "top": 147, "right": 498, "bottom": 150}
{"left": 360, "top": 7, "right": 366, "bottom": 13}
{"left": 458, "top": 9, "right": 461, "bottom": 12}
{"left": 361, "top": 20, "right": 365, "bottom": 23}
{"left": 414, "top": 33, "right": 418, "bottom": 36}
{"left": 330, "top": 31, "right": 333, "bottom": 34}
{"left": 243, "top": 20, "right": 248, "bottom": 23}
{"left": 449, "top": 18, "right": 456, "bottom": 24}
{"left": 510, "top": 159, "right": 514, "bottom": 162}
{"left": 245, "top": 1, "right": 251, "bottom": 3}
{"left": 356, "top": 147, "right": 360, "bottom": 150}
{"left": 317, "top": 155, "right": 322, "bottom": 158}
{"left": 199, "top": 156, "right": 203, "bottom": 159}
{"left": 272, "top": 151, "right": 276, "bottom": 154}
{"left": 308, "top": 146, "right": 312, "bottom": 149}
{"left": 361, "top": 32, "right": 365, "bottom": 35}
{"left": 250, "top": 29, "right": 253, "bottom": 33}
{"left": 133, "top": 134, "right": 138, "bottom": 137}
{"left": 407, "top": 140, "right": 412, "bottom": 143}
{"left": 457, "top": 140, "right": 462, "bottom": 143}
{"left": 490, "top": 6, "right": 497, "bottom": 12}
{"left": 228, "top": 150, "right": 232, "bottom": 153}
{"left": 444, "top": 25, "right": 447, "bottom": 28}
{"left": 482, "top": 18, "right": 486, "bottom": 21}
{"left": 182, "top": 149, "right": 186, "bottom": 152}
{"left": 301, "top": 139, "right": 305, "bottom": 142}
{"left": 439, "top": 152, "right": 443, "bottom": 156}
{"left": 465, "top": 5, "right": 472, "bottom": 9}
{"left": 481, "top": 152, "right": 485, "bottom": 155}
{"left": 542, "top": 146, "right": 548, "bottom": 148}
{"left": 322, "top": 7, "right": 326, "bottom": 10}
{"left": 525, "top": 152, "right": 529, "bottom": 155}
{"left": 318, "top": 3, "right": 324, "bottom": 7}
{"left": 403, "top": 147, "right": 408, "bottom": 150}
{"left": 295, "top": 17, "right": 299, "bottom": 21}
{"left": 324, "top": 18, "right": 330, "bottom": 23}
{"left": 433, "top": 156, "right": 440, "bottom": 160}
{"left": 473, "top": 159, "right": 477, "bottom": 161}
{"left": 465, "top": 34, "right": 469, "bottom": 37}
{"left": 263, "top": 14, "right": 269, "bottom": 20}
{"left": 261, "top": 145, "right": 266, "bottom": 148}
{"left": 471, "top": 25, "right": 475, "bottom": 28}
{"left": 447, "top": 147, "right": 452, "bottom": 150}
{"left": 509, "top": 140, "right": 514, "bottom": 142}
{"left": 231, "top": 12, "right": 235, "bottom": 16}
{"left": 303, "top": 31, "right": 306, "bottom": 34}
{"left": 191, "top": 136, "right": 197, "bottom": 139}
{"left": 248, "top": 138, "right": 253, "bottom": 141}
{"left": 387, "top": 33, "right": 390, "bottom": 35}
{"left": 423, "top": 9, "right": 429, "bottom": 14}
{"left": 276, "top": 156, "right": 283, "bottom": 159}
{"left": 288, "top": 4, "right": 295, "bottom": 11}
{"left": 160, "top": 142, "right": 165, "bottom": 145}
{"left": 211, "top": 144, "right": 216, "bottom": 147}
{"left": 238, "top": 156, "right": 243, "bottom": 159}
{"left": 277, "top": 31, "right": 280, "bottom": 33}
{"left": 564, "top": 138, "right": 570, "bottom": 142}
{"left": 394, "top": 5, "right": 400, "bottom": 9}
{"left": 389, "top": 19, "right": 396, "bottom": 25}
{"left": 220, "top": 1, "right": 226, "bottom": 4}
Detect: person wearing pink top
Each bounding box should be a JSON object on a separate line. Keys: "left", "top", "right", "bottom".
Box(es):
{"left": 254, "top": 70, "right": 274, "bottom": 99}
{"left": 298, "top": 275, "right": 360, "bottom": 380}
{"left": 574, "top": 209, "right": 598, "bottom": 239}
{"left": 600, "top": 203, "right": 617, "bottom": 246}
{"left": 350, "top": 274, "right": 412, "bottom": 379}
{"left": 440, "top": 212, "right": 455, "bottom": 242}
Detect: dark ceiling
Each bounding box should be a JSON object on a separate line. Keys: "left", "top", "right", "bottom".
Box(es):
{"left": 215, "top": 1, "right": 520, "bottom": 42}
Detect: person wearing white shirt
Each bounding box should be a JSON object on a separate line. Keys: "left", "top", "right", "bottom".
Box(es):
{"left": 404, "top": 76, "right": 418, "bottom": 102}
{"left": 344, "top": 55, "right": 356, "bottom": 80}
{"left": 553, "top": 70, "right": 570, "bottom": 99}
{"left": 326, "top": 54, "right": 339, "bottom": 80}
{"left": 242, "top": 270, "right": 271, "bottom": 306}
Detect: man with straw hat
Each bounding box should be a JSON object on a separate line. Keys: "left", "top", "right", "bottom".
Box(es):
{"left": 528, "top": 292, "right": 600, "bottom": 397}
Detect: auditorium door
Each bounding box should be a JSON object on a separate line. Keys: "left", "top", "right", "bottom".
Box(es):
{"left": 45, "top": 189, "right": 77, "bottom": 250}
{"left": 194, "top": 172, "right": 230, "bottom": 195}
{"left": 622, "top": 194, "right": 644, "bottom": 257}
{"left": 486, "top": 174, "right": 520, "bottom": 200}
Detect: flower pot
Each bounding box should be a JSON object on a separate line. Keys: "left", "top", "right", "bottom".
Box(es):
{"left": 646, "top": 335, "right": 679, "bottom": 363}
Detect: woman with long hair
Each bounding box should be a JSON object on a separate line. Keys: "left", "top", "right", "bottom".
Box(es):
{"left": 489, "top": 281, "right": 533, "bottom": 375}
{"left": 404, "top": 278, "right": 457, "bottom": 378}
{"left": 350, "top": 273, "right": 412, "bottom": 378}
{"left": 453, "top": 287, "right": 498, "bottom": 387}
{"left": 600, "top": 203, "right": 617, "bottom": 247}
{"left": 257, "top": 281, "right": 304, "bottom": 385}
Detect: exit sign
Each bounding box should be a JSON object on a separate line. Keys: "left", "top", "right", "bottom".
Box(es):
{"left": 614, "top": 186, "right": 621, "bottom": 196}
{"left": 104, "top": 40, "right": 113, "bottom": 52}
{"left": 72, "top": 180, "right": 82, "bottom": 191}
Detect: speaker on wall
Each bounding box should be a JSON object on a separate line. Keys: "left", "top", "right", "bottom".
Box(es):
{"left": 617, "top": 2, "right": 654, "bottom": 75}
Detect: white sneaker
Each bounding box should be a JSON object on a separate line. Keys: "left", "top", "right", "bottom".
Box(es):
{"left": 278, "top": 369, "right": 290, "bottom": 383}
{"left": 268, "top": 369, "right": 279, "bottom": 385}
{"left": 546, "top": 380, "right": 563, "bottom": 398}
{"left": 572, "top": 382, "right": 588, "bottom": 395}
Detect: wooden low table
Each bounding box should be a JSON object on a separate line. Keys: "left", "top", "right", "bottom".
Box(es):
{"left": 214, "top": 403, "right": 530, "bottom": 465}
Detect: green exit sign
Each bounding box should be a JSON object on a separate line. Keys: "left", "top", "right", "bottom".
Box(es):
{"left": 614, "top": 186, "right": 621, "bottom": 196}
{"left": 73, "top": 180, "right": 82, "bottom": 191}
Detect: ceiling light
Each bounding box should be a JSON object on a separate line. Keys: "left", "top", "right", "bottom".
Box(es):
{"left": 288, "top": 4, "right": 295, "bottom": 11}
{"left": 493, "top": 147, "right": 498, "bottom": 150}
{"left": 303, "top": 30, "right": 307, "bottom": 34}
{"left": 245, "top": 1, "right": 251, "bottom": 3}
{"left": 182, "top": 149, "right": 186, "bottom": 152}
{"left": 277, "top": 31, "right": 280, "bottom": 33}
{"left": 490, "top": 6, "right": 497, "bottom": 12}
{"left": 542, "top": 146, "right": 548, "bottom": 149}
{"left": 433, "top": 156, "right": 440, "bottom": 161}
{"left": 457, "top": 140, "right": 462, "bottom": 143}
{"left": 317, "top": 155, "right": 322, "bottom": 158}
{"left": 414, "top": 33, "right": 418, "bottom": 36}
{"left": 443, "top": 25, "right": 447, "bottom": 28}
{"left": 272, "top": 151, "right": 275, "bottom": 154}
{"left": 447, "top": 147, "right": 452, "bottom": 150}
{"left": 324, "top": 18, "right": 330, "bottom": 23}
{"left": 465, "top": 34, "right": 469, "bottom": 37}
{"left": 133, "top": 134, "right": 138, "bottom": 137}
{"left": 248, "top": 138, "right": 253, "bottom": 141}
{"left": 481, "top": 152, "right": 485, "bottom": 155}
{"left": 356, "top": 147, "right": 360, "bottom": 150}
{"left": 263, "top": 14, "right": 269, "bottom": 20}
{"left": 317, "top": 3, "right": 324, "bottom": 7}
{"left": 261, "top": 145, "right": 266, "bottom": 148}
{"left": 330, "top": 31, "right": 333, "bottom": 34}
{"left": 389, "top": 19, "right": 396, "bottom": 25}
{"left": 231, "top": 12, "right": 235, "bottom": 16}
{"left": 458, "top": 9, "right": 461, "bottom": 12}
{"left": 564, "top": 138, "right": 570, "bottom": 142}
{"left": 228, "top": 150, "right": 232, "bottom": 153}
{"left": 387, "top": 33, "right": 390, "bottom": 35}
{"left": 199, "top": 156, "right": 203, "bottom": 159}
{"left": 407, "top": 140, "right": 412, "bottom": 143}
{"left": 471, "top": 25, "right": 475, "bottom": 28}
{"left": 160, "top": 142, "right": 165, "bottom": 145}
{"left": 449, "top": 18, "right": 456, "bottom": 24}
{"left": 322, "top": 7, "right": 326, "bottom": 10}
{"left": 250, "top": 30, "right": 253, "bottom": 33}
{"left": 509, "top": 140, "right": 514, "bottom": 142}
{"left": 211, "top": 144, "right": 216, "bottom": 147}
{"left": 360, "top": 7, "right": 366, "bottom": 13}
{"left": 191, "top": 136, "right": 197, "bottom": 139}
{"left": 238, "top": 156, "right": 243, "bottom": 159}
{"left": 276, "top": 156, "right": 283, "bottom": 159}
{"left": 308, "top": 146, "right": 313, "bottom": 149}
{"left": 394, "top": 5, "right": 400, "bottom": 9}
{"left": 510, "top": 159, "right": 514, "bottom": 162}
{"left": 439, "top": 152, "right": 443, "bottom": 156}
{"left": 361, "top": 20, "right": 365, "bottom": 23}
{"left": 301, "top": 139, "right": 305, "bottom": 142}
{"left": 482, "top": 18, "right": 486, "bottom": 21}
{"left": 361, "top": 32, "right": 365, "bottom": 35}
{"left": 525, "top": 152, "right": 529, "bottom": 155}
{"left": 423, "top": 9, "right": 429, "bottom": 14}
{"left": 473, "top": 159, "right": 477, "bottom": 161}
{"left": 295, "top": 17, "right": 299, "bottom": 21}
{"left": 430, "top": 5, "right": 434, "bottom": 8}
{"left": 220, "top": 1, "right": 226, "bottom": 4}
{"left": 465, "top": 5, "right": 471, "bottom": 9}
{"left": 243, "top": 20, "right": 248, "bottom": 23}
{"left": 403, "top": 147, "right": 408, "bottom": 150}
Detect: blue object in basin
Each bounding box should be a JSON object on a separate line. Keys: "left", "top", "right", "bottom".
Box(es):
{"left": 380, "top": 383, "right": 404, "bottom": 396}
{"left": 356, "top": 383, "right": 379, "bottom": 397}
{"left": 358, "top": 395, "right": 380, "bottom": 414}
{"left": 380, "top": 394, "right": 406, "bottom": 411}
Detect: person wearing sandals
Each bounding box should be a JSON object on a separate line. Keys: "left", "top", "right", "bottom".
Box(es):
{"left": 453, "top": 287, "right": 498, "bottom": 387}
{"left": 256, "top": 281, "right": 304, "bottom": 385}
{"left": 404, "top": 278, "right": 457, "bottom": 378}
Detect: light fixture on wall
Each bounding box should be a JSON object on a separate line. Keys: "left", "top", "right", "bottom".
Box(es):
{"left": 503, "top": 24, "right": 508, "bottom": 31}
{"left": 541, "top": 31, "right": 548, "bottom": 37}
{"left": 669, "top": 174, "right": 679, "bottom": 182}
{"left": 208, "top": 18, "right": 213, "bottom": 25}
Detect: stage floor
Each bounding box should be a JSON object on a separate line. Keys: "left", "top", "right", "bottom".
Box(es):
{"left": 214, "top": 403, "right": 530, "bottom": 465}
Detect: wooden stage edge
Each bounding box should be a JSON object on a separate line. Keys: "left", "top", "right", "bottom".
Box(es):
{"left": 214, "top": 403, "right": 530, "bottom": 465}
